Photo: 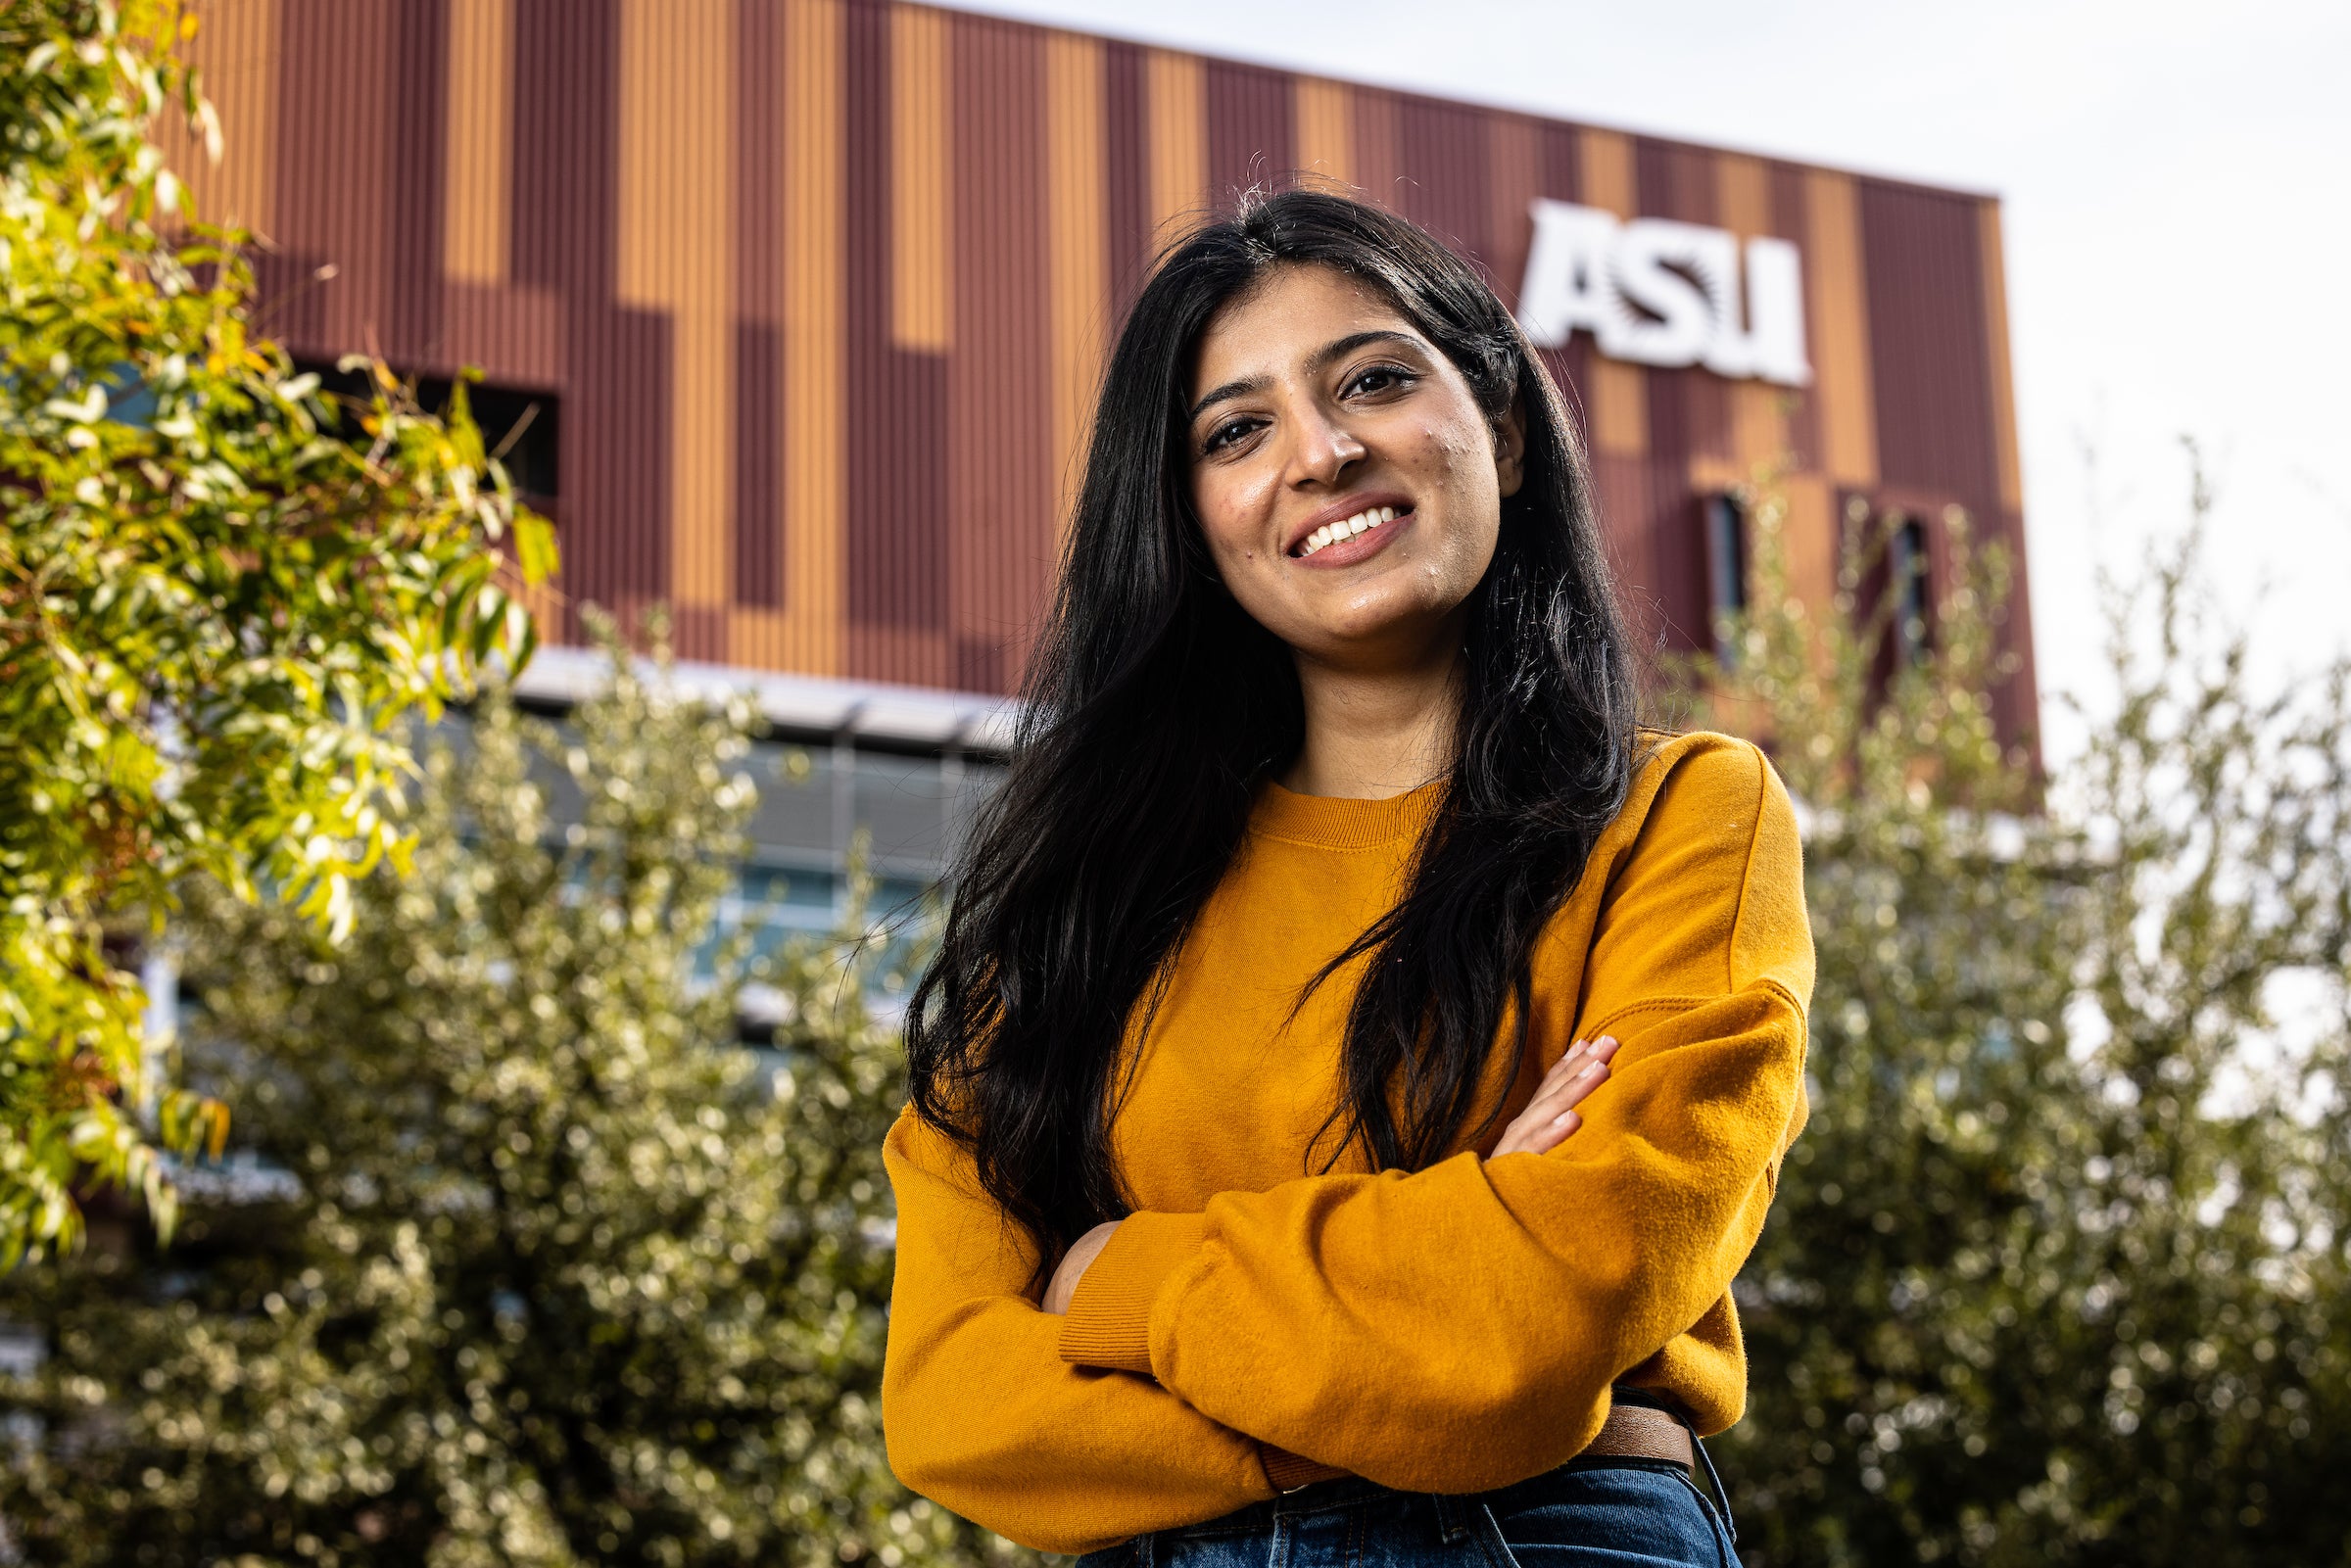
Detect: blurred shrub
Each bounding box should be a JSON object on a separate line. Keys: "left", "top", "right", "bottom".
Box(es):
{"left": 1704, "top": 467, "right": 2351, "bottom": 1565}
{"left": 0, "top": 640, "right": 1023, "bottom": 1568}
{"left": 0, "top": 0, "right": 552, "bottom": 1262}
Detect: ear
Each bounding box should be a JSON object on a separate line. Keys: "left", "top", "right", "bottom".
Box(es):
{"left": 1494, "top": 396, "right": 1528, "bottom": 499}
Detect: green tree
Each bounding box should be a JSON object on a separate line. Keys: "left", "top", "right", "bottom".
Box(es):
{"left": 0, "top": 642, "right": 1024, "bottom": 1568}
{"left": 0, "top": 0, "right": 552, "bottom": 1262}
{"left": 1706, "top": 467, "right": 2351, "bottom": 1564}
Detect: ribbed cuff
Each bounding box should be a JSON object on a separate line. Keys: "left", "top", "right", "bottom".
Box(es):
{"left": 1259, "top": 1445, "right": 1349, "bottom": 1493}
{"left": 1055, "top": 1212, "right": 1210, "bottom": 1373}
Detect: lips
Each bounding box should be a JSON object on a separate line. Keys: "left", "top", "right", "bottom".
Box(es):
{"left": 1297, "top": 503, "right": 1401, "bottom": 558}
{"left": 1286, "top": 493, "right": 1415, "bottom": 560}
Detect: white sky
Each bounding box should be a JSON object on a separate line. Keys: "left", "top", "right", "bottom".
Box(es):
{"left": 955, "top": 0, "right": 2351, "bottom": 761}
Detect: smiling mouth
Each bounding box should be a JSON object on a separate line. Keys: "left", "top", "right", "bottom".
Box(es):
{"left": 1294, "top": 504, "right": 1407, "bottom": 558}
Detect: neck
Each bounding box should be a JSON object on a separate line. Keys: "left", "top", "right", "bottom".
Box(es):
{"left": 1280, "top": 617, "right": 1464, "bottom": 800}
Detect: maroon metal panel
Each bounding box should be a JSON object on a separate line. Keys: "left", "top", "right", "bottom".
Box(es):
{"left": 1395, "top": 94, "right": 1492, "bottom": 271}
{"left": 512, "top": 0, "right": 671, "bottom": 633}
{"left": 1857, "top": 179, "right": 2000, "bottom": 504}
{"left": 732, "top": 0, "right": 786, "bottom": 610}
{"left": 947, "top": 12, "right": 1049, "bottom": 693}
{"left": 384, "top": 0, "right": 447, "bottom": 366}
{"left": 844, "top": 0, "right": 949, "bottom": 679}
{"left": 733, "top": 321, "right": 784, "bottom": 610}
{"left": 1204, "top": 59, "right": 1292, "bottom": 206}
{"left": 1101, "top": 40, "right": 1154, "bottom": 304}
{"left": 1767, "top": 160, "right": 1822, "bottom": 473}
{"left": 1628, "top": 137, "right": 1720, "bottom": 654}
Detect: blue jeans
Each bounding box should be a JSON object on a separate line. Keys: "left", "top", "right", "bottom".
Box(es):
{"left": 1077, "top": 1457, "right": 1738, "bottom": 1568}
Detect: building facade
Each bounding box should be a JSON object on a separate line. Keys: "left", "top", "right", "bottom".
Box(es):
{"left": 168, "top": 0, "right": 2038, "bottom": 908}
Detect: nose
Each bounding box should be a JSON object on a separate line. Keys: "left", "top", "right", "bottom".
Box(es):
{"left": 1285, "top": 396, "right": 1366, "bottom": 490}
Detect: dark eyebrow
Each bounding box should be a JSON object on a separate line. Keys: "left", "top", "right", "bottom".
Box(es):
{"left": 1185, "top": 329, "right": 1427, "bottom": 424}
{"left": 1187, "top": 374, "right": 1267, "bottom": 424}
{"left": 1310, "top": 328, "right": 1424, "bottom": 372}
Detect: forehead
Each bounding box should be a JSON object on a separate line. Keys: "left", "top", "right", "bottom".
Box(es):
{"left": 1189, "top": 264, "right": 1415, "bottom": 394}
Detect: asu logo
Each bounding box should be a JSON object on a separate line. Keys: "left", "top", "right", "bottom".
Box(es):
{"left": 1517, "top": 199, "right": 1813, "bottom": 388}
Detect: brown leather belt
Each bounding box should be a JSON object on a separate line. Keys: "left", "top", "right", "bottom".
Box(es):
{"left": 1577, "top": 1402, "right": 1695, "bottom": 1469}
{"left": 1264, "top": 1401, "right": 1693, "bottom": 1494}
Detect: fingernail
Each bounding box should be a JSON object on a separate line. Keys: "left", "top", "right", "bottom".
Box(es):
{"left": 1553, "top": 1110, "right": 1579, "bottom": 1129}
{"left": 1596, "top": 1036, "right": 1619, "bottom": 1053}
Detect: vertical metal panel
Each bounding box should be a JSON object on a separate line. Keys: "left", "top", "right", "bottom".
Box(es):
{"left": 1858, "top": 179, "right": 2000, "bottom": 503}
{"left": 1975, "top": 200, "right": 2039, "bottom": 750}
{"left": 1292, "top": 76, "right": 1353, "bottom": 188}
{"left": 1484, "top": 115, "right": 1538, "bottom": 311}
{"left": 780, "top": 0, "right": 844, "bottom": 674}
{"left": 1766, "top": 160, "right": 1822, "bottom": 475}
{"left": 441, "top": 0, "right": 510, "bottom": 284}
{"left": 947, "top": 11, "right": 1048, "bottom": 692}
{"left": 1349, "top": 84, "right": 1400, "bottom": 208}
{"left": 732, "top": 0, "right": 787, "bottom": 614}
{"left": 1204, "top": 59, "right": 1291, "bottom": 203}
{"left": 1803, "top": 168, "right": 1880, "bottom": 489}
{"left": 1101, "top": 41, "right": 1154, "bottom": 306}
{"left": 169, "top": 0, "right": 281, "bottom": 233}
{"left": 888, "top": 3, "right": 953, "bottom": 353}
{"left": 1630, "top": 137, "right": 1718, "bottom": 654}
{"left": 618, "top": 0, "right": 733, "bottom": 641}
{"left": 1044, "top": 31, "right": 1111, "bottom": 552}
{"left": 386, "top": 0, "right": 448, "bottom": 365}
{"left": 846, "top": 0, "right": 951, "bottom": 683}
{"left": 1144, "top": 49, "right": 1206, "bottom": 236}
{"left": 1395, "top": 93, "right": 1490, "bottom": 268}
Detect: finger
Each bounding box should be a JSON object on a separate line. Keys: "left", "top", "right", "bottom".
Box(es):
{"left": 1505, "top": 1109, "right": 1579, "bottom": 1161}
{"left": 1541, "top": 1039, "right": 1592, "bottom": 1083}
{"left": 1523, "top": 1056, "right": 1610, "bottom": 1123}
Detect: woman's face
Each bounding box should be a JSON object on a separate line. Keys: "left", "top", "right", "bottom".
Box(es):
{"left": 1185, "top": 263, "right": 1523, "bottom": 670}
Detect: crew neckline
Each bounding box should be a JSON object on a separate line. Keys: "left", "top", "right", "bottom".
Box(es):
{"left": 1249, "top": 776, "right": 1448, "bottom": 850}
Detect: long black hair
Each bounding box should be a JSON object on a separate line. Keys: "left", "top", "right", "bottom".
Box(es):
{"left": 903, "top": 187, "right": 1641, "bottom": 1277}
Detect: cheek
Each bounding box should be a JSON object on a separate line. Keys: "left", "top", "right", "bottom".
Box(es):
{"left": 1192, "top": 464, "right": 1282, "bottom": 566}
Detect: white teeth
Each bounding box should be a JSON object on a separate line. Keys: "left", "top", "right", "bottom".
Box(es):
{"left": 1299, "top": 506, "right": 1402, "bottom": 556}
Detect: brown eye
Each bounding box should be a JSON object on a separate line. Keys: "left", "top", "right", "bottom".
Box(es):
{"left": 1343, "top": 363, "right": 1416, "bottom": 400}
{"left": 1202, "top": 416, "right": 1259, "bottom": 454}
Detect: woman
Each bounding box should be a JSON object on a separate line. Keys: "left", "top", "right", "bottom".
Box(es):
{"left": 883, "top": 189, "right": 1812, "bottom": 1568}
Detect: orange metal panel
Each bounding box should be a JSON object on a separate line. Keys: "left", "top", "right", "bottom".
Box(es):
{"left": 783, "top": 0, "right": 845, "bottom": 674}
{"left": 889, "top": 4, "right": 953, "bottom": 352}
{"left": 1145, "top": 49, "right": 1206, "bottom": 241}
{"left": 619, "top": 0, "right": 735, "bottom": 615}
{"left": 1977, "top": 201, "right": 2025, "bottom": 515}
{"left": 171, "top": 0, "right": 281, "bottom": 235}
{"left": 1802, "top": 168, "right": 1879, "bottom": 489}
{"left": 1293, "top": 76, "right": 1354, "bottom": 188}
{"left": 442, "top": 0, "right": 511, "bottom": 285}
{"left": 1046, "top": 30, "right": 1110, "bottom": 542}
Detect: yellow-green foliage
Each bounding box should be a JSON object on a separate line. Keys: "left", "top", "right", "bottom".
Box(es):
{"left": 0, "top": 644, "right": 1032, "bottom": 1568}
{"left": 1704, "top": 468, "right": 2351, "bottom": 1565}
{"left": 0, "top": 0, "right": 552, "bottom": 1262}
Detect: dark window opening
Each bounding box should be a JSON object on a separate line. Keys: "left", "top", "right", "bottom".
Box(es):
{"left": 294, "top": 358, "right": 560, "bottom": 501}
{"left": 1703, "top": 493, "right": 1748, "bottom": 666}
{"left": 1890, "top": 514, "right": 1932, "bottom": 666}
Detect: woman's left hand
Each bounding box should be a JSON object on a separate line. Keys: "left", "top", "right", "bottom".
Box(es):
{"left": 1041, "top": 1219, "right": 1123, "bottom": 1314}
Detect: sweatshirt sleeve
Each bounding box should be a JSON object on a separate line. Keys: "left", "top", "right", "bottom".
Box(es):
{"left": 879, "top": 1107, "right": 1276, "bottom": 1552}
{"left": 1055, "top": 739, "right": 1814, "bottom": 1493}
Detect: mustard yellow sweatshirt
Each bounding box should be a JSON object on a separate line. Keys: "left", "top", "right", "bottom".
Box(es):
{"left": 882, "top": 732, "right": 1814, "bottom": 1552}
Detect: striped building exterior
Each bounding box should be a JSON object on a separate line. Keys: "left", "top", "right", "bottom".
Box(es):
{"left": 167, "top": 0, "right": 2038, "bottom": 745}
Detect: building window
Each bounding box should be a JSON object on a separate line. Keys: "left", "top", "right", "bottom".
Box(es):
{"left": 296, "top": 359, "right": 560, "bottom": 501}
{"left": 1703, "top": 493, "right": 1748, "bottom": 664}
{"left": 1889, "top": 513, "right": 1931, "bottom": 666}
